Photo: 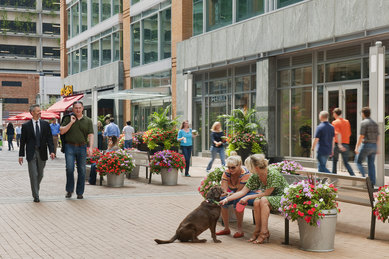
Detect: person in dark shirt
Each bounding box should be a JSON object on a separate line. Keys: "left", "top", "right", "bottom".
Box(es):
{"left": 206, "top": 122, "right": 226, "bottom": 172}
{"left": 311, "top": 111, "right": 335, "bottom": 173}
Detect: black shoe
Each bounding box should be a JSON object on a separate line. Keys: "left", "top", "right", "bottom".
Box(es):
{"left": 185, "top": 174, "right": 191, "bottom": 177}
{"left": 77, "top": 195, "right": 83, "bottom": 199}
{"left": 65, "top": 192, "right": 72, "bottom": 198}
{"left": 33, "top": 197, "right": 40, "bottom": 203}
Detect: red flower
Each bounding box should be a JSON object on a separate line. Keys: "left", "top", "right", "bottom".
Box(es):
{"left": 298, "top": 211, "right": 304, "bottom": 217}
{"left": 296, "top": 195, "right": 300, "bottom": 198}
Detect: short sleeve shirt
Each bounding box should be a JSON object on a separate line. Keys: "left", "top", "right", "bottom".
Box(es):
{"left": 122, "top": 125, "right": 135, "bottom": 140}
{"left": 222, "top": 167, "right": 251, "bottom": 192}
{"left": 61, "top": 115, "right": 94, "bottom": 144}
{"left": 314, "top": 121, "right": 335, "bottom": 155}
{"left": 360, "top": 118, "right": 379, "bottom": 143}
{"left": 245, "top": 167, "right": 288, "bottom": 196}
{"left": 332, "top": 118, "right": 351, "bottom": 144}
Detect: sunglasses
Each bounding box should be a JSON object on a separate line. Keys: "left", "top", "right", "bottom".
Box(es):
{"left": 227, "top": 166, "right": 236, "bottom": 170}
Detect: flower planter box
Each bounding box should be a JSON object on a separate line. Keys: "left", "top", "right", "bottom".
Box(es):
{"left": 160, "top": 168, "right": 178, "bottom": 186}
{"left": 236, "top": 146, "right": 252, "bottom": 162}
{"left": 106, "top": 173, "right": 125, "bottom": 187}
{"left": 85, "top": 164, "right": 91, "bottom": 181}
{"left": 283, "top": 174, "right": 307, "bottom": 185}
{"left": 297, "top": 209, "right": 337, "bottom": 252}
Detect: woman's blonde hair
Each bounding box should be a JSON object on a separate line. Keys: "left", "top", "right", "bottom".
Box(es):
{"left": 211, "top": 121, "right": 222, "bottom": 132}
{"left": 244, "top": 154, "right": 268, "bottom": 172}
{"left": 226, "top": 155, "right": 242, "bottom": 167}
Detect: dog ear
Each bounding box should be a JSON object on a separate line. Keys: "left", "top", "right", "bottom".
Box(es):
{"left": 206, "top": 186, "right": 216, "bottom": 200}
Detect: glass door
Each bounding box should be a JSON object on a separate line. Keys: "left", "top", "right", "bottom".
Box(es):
{"left": 324, "top": 84, "right": 361, "bottom": 160}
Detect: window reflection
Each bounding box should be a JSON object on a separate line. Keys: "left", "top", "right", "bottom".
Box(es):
{"left": 72, "top": 3, "right": 79, "bottom": 37}
{"left": 278, "top": 89, "right": 290, "bottom": 156}
{"left": 237, "top": 0, "right": 264, "bottom": 22}
{"left": 81, "top": 0, "right": 87, "bottom": 32}
{"left": 102, "top": 0, "right": 111, "bottom": 21}
{"left": 102, "top": 35, "right": 112, "bottom": 65}
{"left": 326, "top": 59, "right": 361, "bottom": 82}
{"left": 207, "top": 0, "right": 232, "bottom": 31}
{"left": 143, "top": 14, "right": 158, "bottom": 64}
{"left": 92, "top": 41, "right": 99, "bottom": 68}
{"left": 193, "top": 0, "right": 203, "bottom": 36}
{"left": 161, "top": 9, "right": 171, "bottom": 59}
{"left": 132, "top": 22, "right": 141, "bottom": 66}
{"left": 92, "top": 0, "right": 99, "bottom": 27}
{"left": 80, "top": 46, "right": 88, "bottom": 71}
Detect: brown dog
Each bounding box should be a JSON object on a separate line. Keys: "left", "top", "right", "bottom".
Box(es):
{"left": 154, "top": 186, "right": 223, "bottom": 244}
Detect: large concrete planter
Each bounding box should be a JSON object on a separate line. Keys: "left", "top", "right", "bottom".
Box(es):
{"left": 106, "top": 173, "right": 125, "bottom": 187}
{"left": 297, "top": 209, "right": 337, "bottom": 252}
{"left": 283, "top": 174, "right": 307, "bottom": 185}
{"left": 85, "top": 164, "right": 91, "bottom": 181}
{"left": 126, "top": 165, "right": 140, "bottom": 179}
{"left": 160, "top": 168, "right": 178, "bottom": 186}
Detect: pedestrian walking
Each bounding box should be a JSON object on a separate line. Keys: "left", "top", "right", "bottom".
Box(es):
{"left": 6, "top": 122, "right": 14, "bottom": 151}
{"left": 60, "top": 101, "right": 94, "bottom": 199}
{"left": 104, "top": 118, "right": 120, "bottom": 138}
{"left": 18, "top": 105, "right": 55, "bottom": 202}
{"left": 206, "top": 121, "right": 226, "bottom": 172}
{"left": 50, "top": 119, "right": 60, "bottom": 156}
{"left": 355, "top": 107, "right": 379, "bottom": 185}
{"left": 15, "top": 124, "right": 21, "bottom": 147}
{"left": 311, "top": 111, "right": 335, "bottom": 173}
{"left": 177, "top": 120, "right": 197, "bottom": 177}
{"left": 331, "top": 108, "right": 355, "bottom": 175}
{"left": 122, "top": 121, "right": 135, "bottom": 149}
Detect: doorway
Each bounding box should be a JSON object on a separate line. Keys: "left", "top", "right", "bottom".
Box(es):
{"left": 324, "top": 83, "right": 362, "bottom": 160}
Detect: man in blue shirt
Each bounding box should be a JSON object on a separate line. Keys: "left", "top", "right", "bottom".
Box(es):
{"left": 311, "top": 111, "right": 335, "bottom": 173}
{"left": 104, "top": 118, "right": 120, "bottom": 138}
{"left": 50, "top": 119, "right": 60, "bottom": 156}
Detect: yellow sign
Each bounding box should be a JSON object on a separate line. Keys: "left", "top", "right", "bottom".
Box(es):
{"left": 61, "top": 85, "right": 73, "bottom": 96}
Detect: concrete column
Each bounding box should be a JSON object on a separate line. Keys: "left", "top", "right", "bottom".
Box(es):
{"left": 183, "top": 73, "right": 193, "bottom": 124}
{"left": 256, "top": 57, "right": 277, "bottom": 158}
{"left": 369, "top": 41, "right": 386, "bottom": 186}
{"left": 92, "top": 87, "right": 98, "bottom": 148}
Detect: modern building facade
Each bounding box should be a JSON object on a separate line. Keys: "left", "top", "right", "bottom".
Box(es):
{"left": 176, "top": 0, "right": 389, "bottom": 174}
{"left": 0, "top": 0, "right": 61, "bottom": 119}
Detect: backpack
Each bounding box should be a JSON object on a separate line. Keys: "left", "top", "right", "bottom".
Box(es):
{"left": 60, "top": 113, "right": 74, "bottom": 153}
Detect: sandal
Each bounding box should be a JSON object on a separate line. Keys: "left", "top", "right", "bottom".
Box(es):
{"left": 233, "top": 232, "right": 244, "bottom": 238}
{"left": 252, "top": 231, "right": 270, "bottom": 244}
{"left": 248, "top": 230, "right": 260, "bottom": 242}
{"left": 216, "top": 229, "right": 231, "bottom": 235}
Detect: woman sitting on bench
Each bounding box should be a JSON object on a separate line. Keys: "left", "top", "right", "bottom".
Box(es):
{"left": 220, "top": 154, "right": 288, "bottom": 244}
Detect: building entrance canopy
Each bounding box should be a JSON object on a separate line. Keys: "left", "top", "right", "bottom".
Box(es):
{"left": 97, "top": 87, "right": 170, "bottom": 101}
{"left": 47, "top": 94, "right": 84, "bottom": 113}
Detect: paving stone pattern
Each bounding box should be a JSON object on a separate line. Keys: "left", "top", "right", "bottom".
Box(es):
{"left": 0, "top": 144, "right": 388, "bottom": 258}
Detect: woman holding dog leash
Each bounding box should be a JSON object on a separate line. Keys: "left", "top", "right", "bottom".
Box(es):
{"left": 220, "top": 154, "right": 288, "bottom": 244}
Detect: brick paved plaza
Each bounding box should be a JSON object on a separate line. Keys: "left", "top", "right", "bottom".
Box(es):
{"left": 0, "top": 144, "right": 388, "bottom": 258}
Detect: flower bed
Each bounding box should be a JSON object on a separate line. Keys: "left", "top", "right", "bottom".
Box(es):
{"left": 279, "top": 177, "right": 339, "bottom": 226}
{"left": 373, "top": 185, "right": 389, "bottom": 223}
{"left": 149, "top": 150, "right": 185, "bottom": 174}
{"left": 198, "top": 166, "right": 225, "bottom": 198}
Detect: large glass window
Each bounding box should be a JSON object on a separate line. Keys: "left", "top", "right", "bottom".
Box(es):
{"left": 143, "top": 14, "right": 158, "bottom": 64}
{"left": 237, "top": 0, "right": 264, "bottom": 22}
{"left": 72, "top": 50, "right": 79, "bottom": 74}
{"left": 92, "top": 0, "right": 99, "bottom": 27}
{"left": 131, "top": 70, "right": 171, "bottom": 88}
{"left": 114, "top": 0, "right": 121, "bottom": 14}
{"left": 131, "top": 0, "right": 140, "bottom": 4}
{"left": 43, "top": 23, "right": 60, "bottom": 35}
{"left": 131, "top": 22, "right": 141, "bottom": 67}
{"left": 80, "top": 46, "right": 88, "bottom": 71}
{"left": 277, "top": 0, "right": 303, "bottom": 9}
{"left": 102, "top": 0, "right": 111, "bottom": 21}
{"left": 326, "top": 59, "right": 361, "bottom": 82}
{"left": 193, "top": 0, "right": 203, "bottom": 36}
{"left": 278, "top": 89, "right": 289, "bottom": 156}
{"left": 92, "top": 41, "right": 100, "bottom": 68}
{"left": 207, "top": 0, "right": 232, "bottom": 31}
{"left": 81, "top": 0, "right": 87, "bottom": 32}
{"left": 113, "top": 31, "right": 121, "bottom": 61}
{"left": 0, "top": 44, "right": 36, "bottom": 57}
{"left": 72, "top": 3, "right": 79, "bottom": 37}
{"left": 291, "top": 87, "right": 312, "bottom": 157}
{"left": 102, "top": 35, "right": 112, "bottom": 65}
{"left": 292, "top": 66, "right": 312, "bottom": 86}
{"left": 43, "top": 47, "right": 60, "bottom": 59}
{"left": 160, "top": 9, "right": 171, "bottom": 59}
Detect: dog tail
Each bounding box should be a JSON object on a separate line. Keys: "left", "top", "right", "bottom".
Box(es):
{"left": 154, "top": 234, "right": 178, "bottom": 244}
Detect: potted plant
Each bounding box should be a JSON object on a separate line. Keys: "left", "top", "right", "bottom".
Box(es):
{"left": 219, "top": 108, "right": 267, "bottom": 161}
{"left": 279, "top": 176, "right": 340, "bottom": 252}
{"left": 133, "top": 132, "right": 145, "bottom": 150}
{"left": 149, "top": 150, "right": 185, "bottom": 186}
{"left": 86, "top": 147, "right": 102, "bottom": 180}
{"left": 269, "top": 160, "right": 304, "bottom": 184}
{"left": 96, "top": 150, "right": 135, "bottom": 187}
{"left": 198, "top": 166, "right": 225, "bottom": 198}
{"left": 142, "top": 128, "right": 179, "bottom": 153}
{"left": 373, "top": 185, "right": 389, "bottom": 223}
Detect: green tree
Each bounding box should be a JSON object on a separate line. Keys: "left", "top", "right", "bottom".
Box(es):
{"left": 147, "top": 105, "right": 180, "bottom": 131}
{"left": 218, "top": 108, "right": 262, "bottom": 134}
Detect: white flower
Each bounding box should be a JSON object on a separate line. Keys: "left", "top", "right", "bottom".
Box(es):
{"left": 319, "top": 198, "right": 323, "bottom": 202}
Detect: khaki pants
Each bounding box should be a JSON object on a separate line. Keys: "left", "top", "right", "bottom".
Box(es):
{"left": 53, "top": 135, "right": 58, "bottom": 155}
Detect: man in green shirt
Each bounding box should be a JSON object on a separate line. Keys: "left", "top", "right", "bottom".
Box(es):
{"left": 60, "top": 101, "right": 94, "bottom": 199}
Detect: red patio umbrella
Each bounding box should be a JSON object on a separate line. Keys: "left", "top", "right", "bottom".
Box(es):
{"left": 11, "top": 111, "right": 60, "bottom": 120}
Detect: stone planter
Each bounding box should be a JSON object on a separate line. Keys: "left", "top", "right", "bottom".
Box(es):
{"left": 283, "top": 174, "right": 307, "bottom": 185}
{"left": 236, "top": 147, "right": 251, "bottom": 163}
{"left": 160, "top": 168, "right": 178, "bottom": 186}
{"left": 218, "top": 205, "right": 237, "bottom": 223}
{"left": 85, "top": 164, "right": 91, "bottom": 181}
{"left": 126, "top": 165, "right": 140, "bottom": 179}
{"left": 297, "top": 209, "right": 337, "bottom": 252}
{"left": 106, "top": 173, "right": 125, "bottom": 187}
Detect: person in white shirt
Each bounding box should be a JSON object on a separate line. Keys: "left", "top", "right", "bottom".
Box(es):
{"left": 122, "top": 121, "right": 135, "bottom": 149}
{"left": 15, "top": 125, "right": 22, "bottom": 147}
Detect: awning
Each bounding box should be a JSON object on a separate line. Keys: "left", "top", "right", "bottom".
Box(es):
{"left": 98, "top": 87, "right": 170, "bottom": 101}
{"left": 7, "top": 111, "right": 59, "bottom": 120}
{"left": 47, "top": 94, "right": 84, "bottom": 113}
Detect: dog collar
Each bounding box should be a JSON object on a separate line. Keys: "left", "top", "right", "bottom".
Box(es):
{"left": 206, "top": 199, "right": 220, "bottom": 206}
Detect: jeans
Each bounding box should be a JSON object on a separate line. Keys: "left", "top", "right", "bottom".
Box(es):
{"left": 332, "top": 144, "right": 355, "bottom": 176}
{"left": 124, "top": 140, "right": 133, "bottom": 149}
{"left": 206, "top": 146, "right": 226, "bottom": 171}
{"left": 65, "top": 144, "right": 87, "bottom": 195}
{"left": 16, "top": 134, "right": 21, "bottom": 147}
{"left": 181, "top": 146, "right": 192, "bottom": 176}
{"left": 317, "top": 153, "right": 331, "bottom": 173}
{"left": 221, "top": 191, "right": 258, "bottom": 208}
{"left": 7, "top": 135, "right": 14, "bottom": 150}
{"left": 355, "top": 143, "right": 377, "bottom": 185}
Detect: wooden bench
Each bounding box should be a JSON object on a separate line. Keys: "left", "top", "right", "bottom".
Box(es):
{"left": 296, "top": 170, "right": 377, "bottom": 239}
{"left": 129, "top": 150, "right": 152, "bottom": 183}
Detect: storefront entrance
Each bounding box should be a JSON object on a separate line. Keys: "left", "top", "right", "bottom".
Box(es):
{"left": 324, "top": 83, "right": 361, "bottom": 161}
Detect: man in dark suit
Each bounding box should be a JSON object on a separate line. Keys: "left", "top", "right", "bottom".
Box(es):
{"left": 19, "top": 104, "right": 55, "bottom": 202}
